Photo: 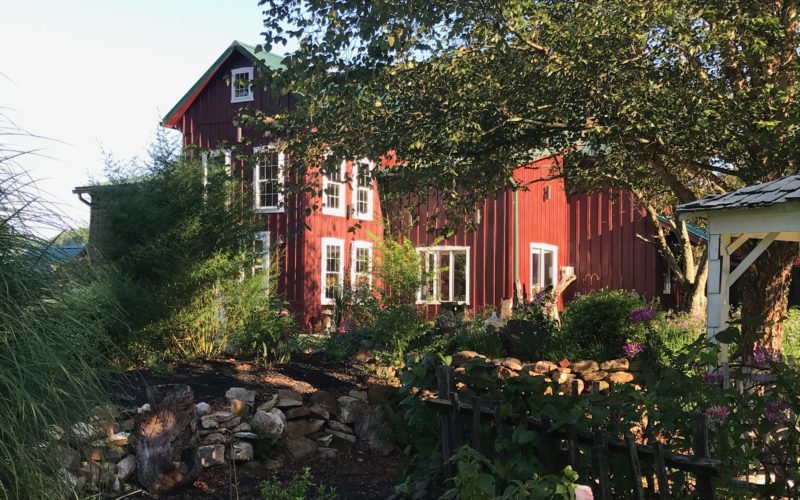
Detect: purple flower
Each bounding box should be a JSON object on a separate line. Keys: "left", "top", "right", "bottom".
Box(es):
{"left": 753, "top": 346, "right": 783, "bottom": 364}
{"left": 702, "top": 372, "right": 724, "bottom": 386}
{"left": 630, "top": 306, "right": 656, "bottom": 325}
{"left": 623, "top": 341, "right": 643, "bottom": 358}
{"left": 766, "top": 402, "right": 791, "bottom": 423}
{"left": 706, "top": 405, "right": 729, "bottom": 424}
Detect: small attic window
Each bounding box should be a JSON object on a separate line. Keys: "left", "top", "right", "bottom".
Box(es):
{"left": 231, "top": 67, "right": 254, "bottom": 103}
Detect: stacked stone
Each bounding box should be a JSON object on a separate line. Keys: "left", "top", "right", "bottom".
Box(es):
{"left": 451, "top": 351, "right": 641, "bottom": 395}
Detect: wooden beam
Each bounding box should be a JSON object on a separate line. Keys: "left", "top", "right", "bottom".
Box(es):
{"left": 728, "top": 232, "right": 778, "bottom": 286}
{"left": 726, "top": 234, "right": 751, "bottom": 254}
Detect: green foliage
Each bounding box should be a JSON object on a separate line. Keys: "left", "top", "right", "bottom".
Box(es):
{"left": 554, "top": 290, "right": 647, "bottom": 360}
{"left": 783, "top": 307, "right": 800, "bottom": 360}
{"left": 51, "top": 226, "right": 89, "bottom": 246}
{"left": 443, "top": 448, "right": 578, "bottom": 500}
{"left": 447, "top": 321, "right": 504, "bottom": 359}
{"left": 396, "top": 331, "right": 800, "bottom": 498}
{"left": 99, "top": 136, "right": 292, "bottom": 362}
{"left": 507, "top": 299, "right": 559, "bottom": 360}
{"left": 260, "top": 468, "right": 337, "bottom": 500}
{"left": 373, "top": 236, "right": 425, "bottom": 308}
{"left": 0, "top": 129, "right": 120, "bottom": 498}
{"left": 360, "top": 304, "right": 426, "bottom": 363}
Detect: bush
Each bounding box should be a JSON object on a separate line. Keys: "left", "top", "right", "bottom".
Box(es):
{"left": 554, "top": 289, "right": 648, "bottom": 360}
{"left": 360, "top": 304, "right": 427, "bottom": 363}
{"left": 506, "top": 299, "right": 559, "bottom": 360}
{"left": 447, "top": 321, "right": 504, "bottom": 359}
{"left": 783, "top": 306, "right": 800, "bottom": 360}
{"left": 260, "top": 468, "right": 336, "bottom": 500}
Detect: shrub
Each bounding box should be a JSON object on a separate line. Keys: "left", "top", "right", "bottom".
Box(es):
{"left": 506, "top": 298, "right": 559, "bottom": 360}
{"left": 783, "top": 306, "right": 800, "bottom": 360}
{"left": 555, "top": 289, "right": 648, "bottom": 360}
{"left": 260, "top": 468, "right": 336, "bottom": 500}
{"left": 447, "top": 321, "right": 504, "bottom": 359}
{"left": 360, "top": 304, "right": 427, "bottom": 364}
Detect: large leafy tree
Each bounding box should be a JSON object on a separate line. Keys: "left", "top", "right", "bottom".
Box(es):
{"left": 257, "top": 0, "right": 800, "bottom": 347}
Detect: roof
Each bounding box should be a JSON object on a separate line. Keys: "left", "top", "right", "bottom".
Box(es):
{"left": 656, "top": 213, "right": 707, "bottom": 240}
{"left": 161, "top": 41, "right": 286, "bottom": 129}
{"left": 677, "top": 175, "right": 800, "bottom": 213}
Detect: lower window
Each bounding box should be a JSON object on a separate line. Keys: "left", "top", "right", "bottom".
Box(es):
{"left": 321, "top": 238, "right": 345, "bottom": 304}
{"left": 530, "top": 243, "right": 557, "bottom": 294}
{"left": 417, "top": 246, "right": 470, "bottom": 304}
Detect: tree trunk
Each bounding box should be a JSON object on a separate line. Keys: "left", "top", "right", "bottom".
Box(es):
{"left": 740, "top": 241, "right": 799, "bottom": 353}
{"left": 135, "top": 384, "right": 202, "bottom": 496}
{"left": 682, "top": 270, "right": 708, "bottom": 319}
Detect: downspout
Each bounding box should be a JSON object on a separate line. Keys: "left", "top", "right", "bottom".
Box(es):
{"left": 508, "top": 177, "right": 520, "bottom": 306}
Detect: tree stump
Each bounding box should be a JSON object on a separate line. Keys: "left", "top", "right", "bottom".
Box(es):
{"left": 135, "top": 384, "right": 201, "bottom": 496}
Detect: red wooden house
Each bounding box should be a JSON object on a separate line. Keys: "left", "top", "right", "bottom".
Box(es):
{"left": 158, "top": 41, "right": 681, "bottom": 329}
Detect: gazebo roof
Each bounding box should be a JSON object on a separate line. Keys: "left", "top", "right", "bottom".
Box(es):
{"left": 677, "top": 174, "right": 800, "bottom": 213}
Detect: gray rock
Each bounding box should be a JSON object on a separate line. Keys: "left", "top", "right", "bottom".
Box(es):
{"left": 309, "top": 405, "right": 330, "bottom": 420}
{"left": 277, "top": 391, "right": 304, "bottom": 409}
{"left": 285, "top": 419, "right": 325, "bottom": 437}
{"left": 336, "top": 396, "right": 366, "bottom": 424}
{"left": 211, "top": 411, "right": 234, "bottom": 422}
{"left": 317, "top": 434, "right": 333, "bottom": 447}
{"left": 348, "top": 389, "right": 368, "bottom": 401}
{"left": 285, "top": 406, "right": 311, "bottom": 419}
{"left": 232, "top": 422, "right": 251, "bottom": 433}
{"left": 310, "top": 390, "right": 337, "bottom": 415}
{"left": 200, "top": 415, "right": 219, "bottom": 429}
{"left": 284, "top": 436, "right": 318, "bottom": 462}
{"left": 252, "top": 408, "right": 285, "bottom": 435}
{"left": 198, "top": 444, "right": 226, "bottom": 467}
{"left": 225, "top": 387, "right": 256, "bottom": 407}
{"left": 230, "top": 441, "right": 254, "bottom": 461}
{"left": 233, "top": 431, "right": 259, "bottom": 440}
{"left": 326, "top": 420, "right": 354, "bottom": 434}
{"left": 329, "top": 430, "right": 357, "bottom": 448}
{"left": 116, "top": 455, "right": 136, "bottom": 482}
{"left": 195, "top": 402, "right": 212, "bottom": 416}
{"left": 451, "top": 351, "right": 485, "bottom": 367}
{"left": 257, "top": 393, "right": 279, "bottom": 412}
{"left": 108, "top": 431, "right": 129, "bottom": 447}
{"left": 201, "top": 433, "right": 228, "bottom": 445}
{"left": 137, "top": 403, "right": 151, "bottom": 414}
{"left": 265, "top": 455, "right": 285, "bottom": 470}
{"left": 219, "top": 417, "right": 242, "bottom": 430}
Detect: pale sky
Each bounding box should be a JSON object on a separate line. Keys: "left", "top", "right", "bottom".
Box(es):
{"left": 1, "top": 0, "right": 296, "bottom": 236}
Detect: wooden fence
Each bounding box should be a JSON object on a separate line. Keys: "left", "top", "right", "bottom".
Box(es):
{"left": 424, "top": 365, "right": 721, "bottom": 499}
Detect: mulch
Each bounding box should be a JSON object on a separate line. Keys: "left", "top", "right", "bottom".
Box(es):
{"left": 105, "top": 354, "right": 404, "bottom": 499}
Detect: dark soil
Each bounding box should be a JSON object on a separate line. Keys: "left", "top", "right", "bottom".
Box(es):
{"left": 107, "top": 354, "right": 403, "bottom": 500}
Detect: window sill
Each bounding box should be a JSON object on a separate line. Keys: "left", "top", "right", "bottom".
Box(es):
{"left": 322, "top": 207, "right": 346, "bottom": 217}
{"left": 353, "top": 213, "right": 373, "bottom": 222}
{"left": 255, "top": 207, "right": 284, "bottom": 214}
{"left": 416, "top": 300, "right": 470, "bottom": 306}
{"left": 231, "top": 95, "right": 254, "bottom": 104}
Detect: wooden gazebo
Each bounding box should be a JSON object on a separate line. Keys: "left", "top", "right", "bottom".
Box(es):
{"left": 677, "top": 175, "right": 800, "bottom": 366}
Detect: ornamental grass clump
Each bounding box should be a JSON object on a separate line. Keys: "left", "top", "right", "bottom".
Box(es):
{"left": 0, "top": 120, "right": 120, "bottom": 499}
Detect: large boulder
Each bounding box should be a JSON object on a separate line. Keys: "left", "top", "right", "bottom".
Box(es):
{"left": 310, "top": 391, "right": 338, "bottom": 415}
{"left": 337, "top": 396, "right": 366, "bottom": 424}
{"left": 284, "top": 419, "right": 326, "bottom": 437}
{"left": 198, "top": 444, "right": 226, "bottom": 467}
{"left": 225, "top": 387, "right": 256, "bottom": 407}
{"left": 229, "top": 441, "right": 254, "bottom": 461}
{"left": 276, "top": 389, "right": 304, "bottom": 408}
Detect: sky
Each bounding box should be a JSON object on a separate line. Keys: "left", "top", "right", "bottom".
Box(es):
{"left": 1, "top": 0, "right": 297, "bottom": 236}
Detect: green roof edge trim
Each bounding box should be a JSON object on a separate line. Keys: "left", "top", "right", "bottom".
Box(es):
{"left": 161, "top": 41, "right": 286, "bottom": 127}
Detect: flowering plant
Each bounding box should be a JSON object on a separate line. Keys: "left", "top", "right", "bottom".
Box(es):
{"left": 622, "top": 341, "right": 643, "bottom": 358}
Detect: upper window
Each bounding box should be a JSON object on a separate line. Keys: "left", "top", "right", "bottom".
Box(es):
{"left": 231, "top": 67, "right": 254, "bottom": 103}
{"left": 530, "top": 243, "right": 558, "bottom": 294}
{"left": 322, "top": 160, "right": 346, "bottom": 217}
{"left": 352, "top": 159, "right": 374, "bottom": 220}
{"left": 351, "top": 241, "right": 373, "bottom": 290}
{"left": 321, "top": 238, "right": 345, "bottom": 304}
{"left": 417, "top": 246, "right": 470, "bottom": 304}
{"left": 254, "top": 147, "right": 284, "bottom": 213}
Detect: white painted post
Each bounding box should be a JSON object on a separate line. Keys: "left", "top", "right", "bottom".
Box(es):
{"left": 706, "top": 231, "right": 731, "bottom": 387}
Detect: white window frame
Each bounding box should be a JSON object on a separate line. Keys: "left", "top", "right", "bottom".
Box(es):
{"left": 351, "top": 158, "right": 374, "bottom": 221}
{"left": 663, "top": 266, "right": 672, "bottom": 295}
{"left": 415, "top": 246, "right": 471, "bottom": 305}
{"left": 231, "top": 67, "right": 255, "bottom": 103}
{"left": 529, "top": 243, "right": 558, "bottom": 295}
{"left": 201, "top": 149, "right": 232, "bottom": 188}
{"left": 322, "top": 160, "right": 347, "bottom": 217}
{"left": 255, "top": 231, "right": 271, "bottom": 288}
{"left": 253, "top": 146, "right": 284, "bottom": 213}
{"left": 351, "top": 240, "right": 373, "bottom": 289}
{"left": 321, "top": 237, "right": 345, "bottom": 305}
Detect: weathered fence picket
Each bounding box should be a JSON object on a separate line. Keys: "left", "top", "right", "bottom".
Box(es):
{"left": 426, "top": 365, "right": 722, "bottom": 498}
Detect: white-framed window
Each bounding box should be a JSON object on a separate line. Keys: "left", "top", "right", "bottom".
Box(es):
{"left": 201, "top": 149, "right": 232, "bottom": 187}
{"left": 231, "top": 67, "right": 254, "bottom": 103}
{"left": 530, "top": 243, "right": 558, "bottom": 294}
{"left": 352, "top": 159, "right": 374, "bottom": 220}
{"left": 351, "top": 240, "right": 373, "bottom": 290}
{"left": 322, "top": 160, "right": 346, "bottom": 216}
{"left": 321, "top": 237, "right": 345, "bottom": 304}
{"left": 253, "top": 146, "right": 284, "bottom": 213}
{"left": 254, "top": 231, "right": 271, "bottom": 286}
{"left": 416, "top": 246, "right": 470, "bottom": 304}
{"left": 663, "top": 266, "right": 672, "bottom": 295}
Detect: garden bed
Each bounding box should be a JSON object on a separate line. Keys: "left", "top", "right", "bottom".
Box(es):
{"left": 104, "top": 354, "right": 402, "bottom": 499}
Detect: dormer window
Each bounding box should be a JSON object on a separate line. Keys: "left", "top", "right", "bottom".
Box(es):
{"left": 231, "top": 67, "right": 254, "bottom": 103}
